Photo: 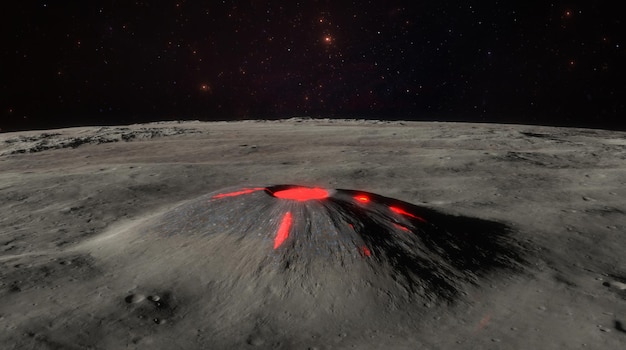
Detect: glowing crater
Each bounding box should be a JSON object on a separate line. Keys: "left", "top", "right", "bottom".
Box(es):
{"left": 270, "top": 186, "right": 329, "bottom": 201}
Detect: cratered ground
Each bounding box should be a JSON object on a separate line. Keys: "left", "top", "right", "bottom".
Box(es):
{"left": 0, "top": 119, "right": 625, "bottom": 349}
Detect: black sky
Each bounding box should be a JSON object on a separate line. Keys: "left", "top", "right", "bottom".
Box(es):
{"left": 1, "top": 1, "right": 624, "bottom": 132}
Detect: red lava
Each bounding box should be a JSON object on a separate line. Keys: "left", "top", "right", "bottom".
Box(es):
{"left": 355, "top": 195, "right": 370, "bottom": 203}
{"left": 390, "top": 206, "right": 427, "bottom": 222}
{"left": 211, "top": 187, "right": 264, "bottom": 199}
{"left": 274, "top": 211, "right": 293, "bottom": 249}
{"left": 272, "top": 187, "right": 329, "bottom": 201}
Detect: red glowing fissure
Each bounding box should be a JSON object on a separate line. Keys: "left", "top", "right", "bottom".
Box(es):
{"left": 389, "top": 206, "right": 427, "bottom": 223}
{"left": 360, "top": 245, "right": 372, "bottom": 257}
{"left": 272, "top": 187, "right": 329, "bottom": 201}
{"left": 355, "top": 195, "right": 370, "bottom": 203}
{"left": 393, "top": 223, "right": 410, "bottom": 232}
{"left": 211, "top": 188, "right": 264, "bottom": 199}
{"left": 274, "top": 211, "right": 293, "bottom": 249}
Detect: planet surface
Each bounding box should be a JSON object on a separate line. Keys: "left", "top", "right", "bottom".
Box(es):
{"left": 0, "top": 118, "right": 625, "bottom": 349}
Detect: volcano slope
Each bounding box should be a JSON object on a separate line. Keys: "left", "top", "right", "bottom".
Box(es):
{"left": 113, "top": 184, "right": 526, "bottom": 304}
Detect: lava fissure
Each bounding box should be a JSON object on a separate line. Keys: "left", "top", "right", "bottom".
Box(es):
{"left": 274, "top": 211, "right": 293, "bottom": 249}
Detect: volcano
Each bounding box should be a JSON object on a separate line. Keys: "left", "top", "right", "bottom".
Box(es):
{"left": 93, "top": 185, "right": 525, "bottom": 302}
{"left": 75, "top": 184, "right": 527, "bottom": 346}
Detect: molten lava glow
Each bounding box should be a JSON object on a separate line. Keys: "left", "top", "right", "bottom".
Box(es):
{"left": 212, "top": 186, "right": 425, "bottom": 253}
{"left": 360, "top": 245, "right": 372, "bottom": 257}
{"left": 211, "top": 188, "right": 264, "bottom": 199}
{"left": 272, "top": 187, "right": 328, "bottom": 201}
{"left": 274, "top": 211, "right": 293, "bottom": 249}
{"left": 393, "top": 223, "right": 410, "bottom": 232}
{"left": 355, "top": 195, "right": 370, "bottom": 203}
{"left": 389, "top": 206, "right": 427, "bottom": 223}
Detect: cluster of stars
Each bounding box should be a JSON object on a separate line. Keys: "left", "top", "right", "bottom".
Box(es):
{"left": 1, "top": 1, "right": 624, "bottom": 131}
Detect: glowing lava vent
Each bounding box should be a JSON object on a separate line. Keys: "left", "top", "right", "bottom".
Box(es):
{"left": 146, "top": 184, "right": 525, "bottom": 301}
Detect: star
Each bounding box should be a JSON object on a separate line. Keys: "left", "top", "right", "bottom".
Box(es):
{"left": 199, "top": 83, "right": 211, "bottom": 93}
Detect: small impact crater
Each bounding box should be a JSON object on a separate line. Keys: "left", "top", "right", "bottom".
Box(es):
{"left": 122, "top": 291, "right": 176, "bottom": 326}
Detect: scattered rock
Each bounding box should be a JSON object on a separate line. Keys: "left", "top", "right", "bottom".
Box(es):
{"left": 615, "top": 320, "right": 626, "bottom": 333}
{"left": 246, "top": 335, "right": 265, "bottom": 346}
{"left": 603, "top": 280, "right": 626, "bottom": 291}
{"left": 2, "top": 127, "right": 201, "bottom": 155}
{"left": 125, "top": 294, "right": 146, "bottom": 304}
